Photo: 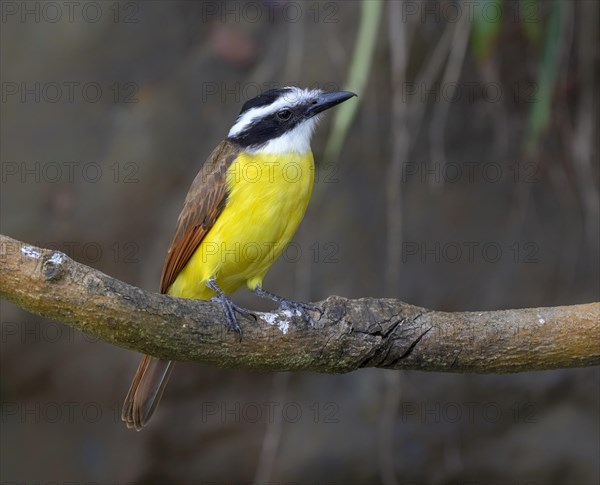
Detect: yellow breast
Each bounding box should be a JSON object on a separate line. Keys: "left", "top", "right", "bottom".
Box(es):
{"left": 168, "top": 150, "right": 315, "bottom": 299}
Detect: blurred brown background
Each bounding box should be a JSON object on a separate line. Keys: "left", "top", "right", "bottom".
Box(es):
{"left": 1, "top": 1, "right": 599, "bottom": 483}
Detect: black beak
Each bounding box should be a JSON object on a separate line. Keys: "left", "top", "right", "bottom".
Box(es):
{"left": 306, "top": 91, "right": 357, "bottom": 117}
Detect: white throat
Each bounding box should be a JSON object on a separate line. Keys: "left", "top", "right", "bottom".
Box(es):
{"left": 245, "top": 117, "right": 319, "bottom": 155}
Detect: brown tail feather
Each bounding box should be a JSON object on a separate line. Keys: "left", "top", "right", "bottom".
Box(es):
{"left": 121, "top": 355, "right": 174, "bottom": 431}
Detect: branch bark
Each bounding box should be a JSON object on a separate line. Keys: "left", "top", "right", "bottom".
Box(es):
{"left": 1, "top": 234, "right": 598, "bottom": 373}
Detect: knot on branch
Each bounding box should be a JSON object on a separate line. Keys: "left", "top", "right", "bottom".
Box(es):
{"left": 42, "top": 251, "right": 68, "bottom": 281}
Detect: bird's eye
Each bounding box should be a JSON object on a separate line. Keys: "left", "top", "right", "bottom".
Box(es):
{"left": 277, "top": 109, "right": 292, "bottom": 121}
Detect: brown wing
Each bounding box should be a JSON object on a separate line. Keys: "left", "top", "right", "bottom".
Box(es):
{"left": 159, "top": 140, "right": 240, "bottom": 294}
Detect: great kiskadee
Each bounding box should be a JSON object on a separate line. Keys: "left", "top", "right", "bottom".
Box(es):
{"left": 121, "top": 87, "right": 356, "bottom": 430}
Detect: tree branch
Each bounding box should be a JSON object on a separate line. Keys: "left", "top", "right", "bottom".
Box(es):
{"left": 1, "top": 234, "right": 598, "bottom": 373}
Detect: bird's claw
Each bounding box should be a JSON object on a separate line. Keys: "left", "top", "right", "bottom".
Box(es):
{"left": 208, "top": 279, "right": 256, "bottom": 336}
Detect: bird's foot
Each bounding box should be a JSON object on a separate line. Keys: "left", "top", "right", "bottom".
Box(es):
{"left": 254, "top": 286, "right": 321, "bottom": 328}
{"left": 279, "top": 299, "right": 321, "bottom": 328}
{"left": 207, "top": 279, "right": 256, "bottom": 335}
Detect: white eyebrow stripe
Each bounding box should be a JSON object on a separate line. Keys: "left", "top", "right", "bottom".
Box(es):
{"left": 228, "top": 87, "right": 322, "bottom": 138}
{"left": 228, "top": 97, "right": 290, "bottom": 138}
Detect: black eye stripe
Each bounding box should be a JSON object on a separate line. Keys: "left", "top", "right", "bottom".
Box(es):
{"left": 229, "top": 107, "right": 305, "bottom": 148}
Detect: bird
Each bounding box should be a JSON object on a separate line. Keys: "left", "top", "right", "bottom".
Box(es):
{"left": 121, "top": 86, "right": 357, "bottom": 430}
